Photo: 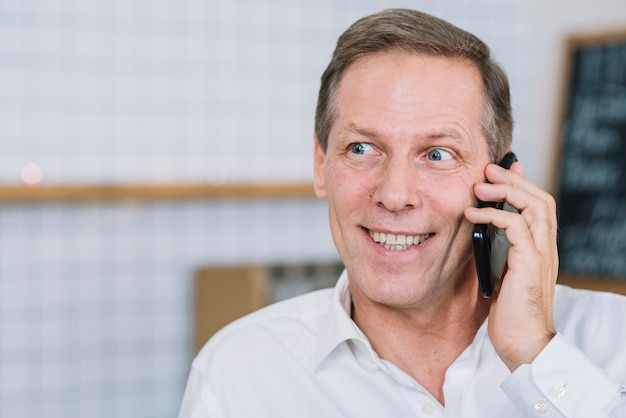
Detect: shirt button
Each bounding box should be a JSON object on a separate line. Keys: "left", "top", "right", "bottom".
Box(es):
{"left": 533, "top": 399, "right": 550, "bottom": 414}
{"left": 422, "top": 402, "right": 435, "bottom": 414}
{"left": 551, "top": 384, "right": 567, "bottom": 399}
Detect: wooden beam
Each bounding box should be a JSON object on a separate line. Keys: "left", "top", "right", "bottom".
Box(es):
{"left": 558, "top": 275, "right": 626, "bottom": 296}
{"left": 0, "top": 182, "right": 316, "bottom": 204}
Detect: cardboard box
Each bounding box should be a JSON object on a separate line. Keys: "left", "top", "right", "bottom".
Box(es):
{"left": 194, "top": 266, "right": 270, "bottom": 354}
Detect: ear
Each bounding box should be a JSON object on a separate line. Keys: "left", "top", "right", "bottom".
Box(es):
{"left": 313, "top": 136, "right": 327, "bottom": 198}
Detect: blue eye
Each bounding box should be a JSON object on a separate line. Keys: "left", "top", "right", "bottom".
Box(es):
{"left": 427, "top": 149, "right": 452, "bottom": 161}
{"left": 350, "top": 143, "right": 373, "bottom": 155}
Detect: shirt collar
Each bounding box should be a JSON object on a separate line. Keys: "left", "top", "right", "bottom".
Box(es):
{"left": 310, "top": 270, "right": 493, "bottom": 374}
{"left": 312, "top": 270, "right": 367, "bottom": 371}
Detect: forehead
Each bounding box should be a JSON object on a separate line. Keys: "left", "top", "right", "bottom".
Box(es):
{"left": 332, "top": 51, "right": 486, "bottom": 142}
{"left": 337, "top": 50, "right": 485, "bottom": 113}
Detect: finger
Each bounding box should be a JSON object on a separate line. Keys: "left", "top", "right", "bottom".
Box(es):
{"left": 465, "top": 206, "right": 534, "bottom": 250}
{"left": 484, "top": 163, "right": 544, "bottom": 201}
{"left": 475, "top": 166, "right": 557, "bottom": 231}
{"left": 465, "top": 205, "right": 557, "bottom": 294}
{"left": 510, "top": 161, "right": 523, "bottom": 175}
{"left": 468, "top": 183, "right": 557, "bottom": 256}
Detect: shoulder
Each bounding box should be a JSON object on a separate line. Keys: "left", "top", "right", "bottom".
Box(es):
{"left": 192, "top": 287, "right": 334, "bottom": 370}
{"left": 554, "top": 284, "right": 626, "bottom": 316}
{"left": 554, "top": 284, "right": 626, "bottom": 357}
{"left": 554, "top": 284, "right": 626, "bottom": 325}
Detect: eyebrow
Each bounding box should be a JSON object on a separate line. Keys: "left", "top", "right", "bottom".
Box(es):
{"left": 341, "top": 122, "right": 467, "bottom": 144}
{"left": 342, "top": 124, "right": 379, "bottom": 140}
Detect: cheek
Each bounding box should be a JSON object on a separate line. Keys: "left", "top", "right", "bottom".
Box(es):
{"left": 426, "top": 173, "right": 477, "bottom": 215}
{"left": 432, "top": 175, "right": 480, "bottom": 255}
{"left": 324, "top": 169, "right": 362, "bottom": 241}
{"left": 326, "top": 164, "right": 374, "bottom": 207}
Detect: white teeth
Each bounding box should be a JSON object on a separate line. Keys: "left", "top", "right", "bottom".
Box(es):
{"left": 368, "top": 230, "right": 430, "bottom": 250}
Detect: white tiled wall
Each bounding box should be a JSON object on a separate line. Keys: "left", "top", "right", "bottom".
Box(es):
{"left": 0, "top": 1, "right": 532, "bottom": 417}
{"left": 0, "top": 199, "right": 336, "bottom": 417}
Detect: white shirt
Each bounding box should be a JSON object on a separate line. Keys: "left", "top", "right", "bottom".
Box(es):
{"left": 178, "top": 271, "right": 626, "bottom": 417}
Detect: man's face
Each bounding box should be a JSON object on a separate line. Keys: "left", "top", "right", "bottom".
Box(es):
{"left": 314, "top": 51, "right": 491, "bottom": 308}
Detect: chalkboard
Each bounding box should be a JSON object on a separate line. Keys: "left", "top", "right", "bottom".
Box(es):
{"left": 556, "top": 30, "right": 626, "bottom": 279}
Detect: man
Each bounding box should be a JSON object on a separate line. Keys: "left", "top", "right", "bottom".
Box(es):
{"left": 179, "top": 9, "right": 626, "bottom": 417}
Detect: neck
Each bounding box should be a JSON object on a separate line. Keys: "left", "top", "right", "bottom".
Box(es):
{"left": 349, "top": 274, "right": 490, "bottom": 405}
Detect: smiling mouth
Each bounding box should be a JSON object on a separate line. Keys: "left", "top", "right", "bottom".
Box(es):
{"left": 367, "top": 229, "right": 432, "bottom": 250}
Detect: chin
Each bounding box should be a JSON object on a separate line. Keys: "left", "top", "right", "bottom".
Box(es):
{"left": 348, "top": 266, "right": 437, "bottom": 307}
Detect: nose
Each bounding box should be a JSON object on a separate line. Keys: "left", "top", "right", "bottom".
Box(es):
{"left": 373, "top": 158, "right": 421, "bottom": 212}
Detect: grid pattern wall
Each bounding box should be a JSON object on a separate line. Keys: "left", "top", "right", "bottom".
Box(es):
{"left": 0, "top": 0, "right": 531, "bottom": 185}
{"left": 0, "top": 1, "right": 531, "bottom": 417}
{"left": 0, "top": 199, "right": 336, "bottom": 418}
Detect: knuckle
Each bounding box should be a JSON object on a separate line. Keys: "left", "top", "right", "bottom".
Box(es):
{"left": 544, "top": 193, "right": 557, "bottom": 212}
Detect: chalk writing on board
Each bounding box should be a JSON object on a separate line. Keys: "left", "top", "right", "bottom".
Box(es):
{"left": 557, "top": 37, "right": 626, "bottom": 279}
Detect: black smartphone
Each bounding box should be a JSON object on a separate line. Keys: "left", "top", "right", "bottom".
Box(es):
{"left": 472, "top": 151, "right": 518, "bottom": 298}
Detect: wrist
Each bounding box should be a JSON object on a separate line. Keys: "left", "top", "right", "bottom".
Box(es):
{"left": 498, "top": 330, "right": 556, "bottom": 372}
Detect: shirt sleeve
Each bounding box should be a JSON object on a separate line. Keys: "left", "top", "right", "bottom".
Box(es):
{"left": 178, "top": 365, "right": 221, "bottom": 418}
{"left": 501, "top": 333, "right": 625, "bottom": 417}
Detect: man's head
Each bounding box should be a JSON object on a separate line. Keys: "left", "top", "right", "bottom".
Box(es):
{"left": 312, "top": 9, "right": 510, "bottom": 307}
{"left": 315, "top": 8, "right": 512, "bottom": 163}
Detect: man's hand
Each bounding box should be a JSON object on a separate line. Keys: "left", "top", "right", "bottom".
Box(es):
{"left": 465, "top": 162, "right": 559, "bottom": 371}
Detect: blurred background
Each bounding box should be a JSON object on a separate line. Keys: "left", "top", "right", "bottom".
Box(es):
{"left": 1, "top": 0, "right": 625, "bottom": 417}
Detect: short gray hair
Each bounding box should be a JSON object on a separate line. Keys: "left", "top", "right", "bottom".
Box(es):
{"left": 314, "top": 8, "right": 513, "bottom": 162}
